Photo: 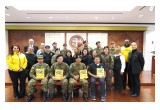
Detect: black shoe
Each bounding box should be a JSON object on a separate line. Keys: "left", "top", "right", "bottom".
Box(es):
{"left": 15, "top": 96, "right": 19, "bottom": 100}
{"left": 83, "top": 93, "right": 88, "bottom": 102}
{"left": 42, "top": 92, "right": 47, "bottom": 101}
{"left": 131, "top": 93, "right": 139, "bottom": 97}
{"left": 63, "top": 93, "right": 67, "bottom": 101}
{"left": 84, "top": 96, "right": 88, "bottom": 102}
{"left": 25, "top": 94, "right": 33, "bottom": 102}
{"left": 67, "top": 93, "right": 72, "bottom": 102}
{"left": 48, "top": 93, "right": 54, "bottom": 100}
{"left": 128, "top": 91, "right": 134, "bottom": 95}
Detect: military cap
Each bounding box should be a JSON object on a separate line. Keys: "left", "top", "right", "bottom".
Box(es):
{"left": 37, "top": 55, "right": 43, "bottom": 59}
{"left": 63, "top": 43, "right": 67, "bottom": 46}
{"left": 45, "top": 45, "right": 50, "bottom": 48}
{"left": 96, "top": 41, "right": 100, "bottom": 45}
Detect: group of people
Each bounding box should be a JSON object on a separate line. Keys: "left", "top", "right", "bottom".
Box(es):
{"left": 6, "top": 38, "right": 145, "bottom": 102}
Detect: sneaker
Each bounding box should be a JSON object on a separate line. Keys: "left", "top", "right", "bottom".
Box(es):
{"left": 101, "top": 98, "right": 106, "bottom": 102}
{"left": 131, "top": 93, "right": 139, "bottom": 97}
{"left": 91, "top": 96, "right": 96, "bottom": 101}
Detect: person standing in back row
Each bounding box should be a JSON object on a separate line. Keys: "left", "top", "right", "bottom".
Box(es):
{"left": 121, "top": 39, "right": 132, "bottom": 89}
{"left": 94, "top": 41, "right": 103, "bottom": 56}
{"left": 25, "top": 46, "right": 37, "bottom": 81}
{"left": 24, "top": 39, "right": 38, "bottom": 54}
{"left": 128, "top": 42, "right": 144, "bottom": 97}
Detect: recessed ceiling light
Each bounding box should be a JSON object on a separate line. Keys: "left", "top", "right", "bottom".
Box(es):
{"left": 112, "top": 17, "right": 114, "bottom": 20}
{"left": 66, "top": 16, "right": 69, "bottom": 19}
{"left": 139, "top": 14, "right": 143, "bottom": 18}
{"left": 26, "top": 17, "right": 30, "bottom": 19}
{"left": 5, "top": 13, "right": 10, "bottom": 16}
{"left": 94, "top": 17, "right": 99, "bottom": 19}
{"left": 49, "top": 17, "right": 53, "bottom": 19}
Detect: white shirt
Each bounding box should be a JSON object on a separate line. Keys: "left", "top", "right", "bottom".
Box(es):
{"left": 114, "top": 53, "right": 126, "bottom": 73}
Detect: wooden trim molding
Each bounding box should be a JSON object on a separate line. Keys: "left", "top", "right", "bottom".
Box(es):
{"left": 5, "top": 25, "right": 147, "bottom": 31}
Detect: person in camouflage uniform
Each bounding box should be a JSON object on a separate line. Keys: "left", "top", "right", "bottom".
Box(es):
{"left": 109, "top": 42, "right": 116, "bottom": 56}
{"left": 68, "top": 55, "right": 89, "bottom": 102}
{"left": 101, "top": 46, "right": 114, "bottom": 92}
{"left": 48, "top": 55, "right": 69, "bottom": 101}
{"left": 51, "top": 42, "right": 58, "bottom": 54}
{"left": 60, "top": 43, "right": 69, "bottom": 57}
{"left": 94, "top": 41, "right": 103, "bottom": 56}
{"left": 81, "top": 40, "right": 93, "bottom": 55}
{"left": 25, "top": 55, "right": 50, "bottom": 102}
{"left": 51, "top": 48, "right": 61, "bottom": 65}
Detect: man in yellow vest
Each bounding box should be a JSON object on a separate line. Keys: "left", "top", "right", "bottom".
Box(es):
{"left": 121, "top": 39, "right": 132, "bottom": 89}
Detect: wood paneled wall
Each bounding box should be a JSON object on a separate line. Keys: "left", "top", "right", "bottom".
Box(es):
{"left": 108, "top": 31, "right": 143, "bottom": 52}
{"left": 8, "top": 30, "right": 143, "bottom": 53}
{"left": 8, "top": 30, "right": 45, "bottom": 53}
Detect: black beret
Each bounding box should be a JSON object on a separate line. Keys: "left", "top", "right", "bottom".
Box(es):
{"left": 55, "top": 48, "right": 60, "bottom": 51}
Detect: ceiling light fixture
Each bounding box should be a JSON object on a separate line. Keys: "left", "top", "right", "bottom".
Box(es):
{"left": 94, "top": 17, "right": 99, "bottom": 19}
{"left": 5, "top": 13, "right": 10, "bottom": 16}
{"left": 139, "top": 14, "right": 143, "bottom": 18}
{"left": 49, "top": 17, "right": 53, "bottom": 19}
{"left": 65, "top": 16, "right": 69, "bottom": 19}
{"left": 26, "top": 17, "right": 30, "bottom": 19}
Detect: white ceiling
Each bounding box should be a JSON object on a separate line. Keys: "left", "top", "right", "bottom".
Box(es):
{"left": 5, "top": 6, "right": 155, "bottom": 24}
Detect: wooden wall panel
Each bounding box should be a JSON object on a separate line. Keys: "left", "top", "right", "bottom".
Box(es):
{"left": 8, "top": 30, "right": 143, "bottom": 53}
{"left": 108, "top": 31, "right": 143, "bottom": 52}
{"left": 8, "top": 31, "right": 45, "bottom": 53}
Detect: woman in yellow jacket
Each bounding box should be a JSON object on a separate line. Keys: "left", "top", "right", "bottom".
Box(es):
{"left": 6, "top": 44, "right": 27, "bottom": 100}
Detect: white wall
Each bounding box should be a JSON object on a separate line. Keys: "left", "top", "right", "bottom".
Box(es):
{"left": 143, "top": 25, "right": 155, "bottom": 71}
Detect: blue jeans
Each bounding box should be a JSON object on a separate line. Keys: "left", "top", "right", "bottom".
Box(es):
{"left": 90, "top": 76, "right": 106, "bottom": 99}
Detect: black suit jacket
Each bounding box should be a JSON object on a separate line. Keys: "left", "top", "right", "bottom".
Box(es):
{"left": 24, "top": 45, "right": 38, "bottom": 54}
{"left": 128, "top": 49, "right": 145, "bottom": 74}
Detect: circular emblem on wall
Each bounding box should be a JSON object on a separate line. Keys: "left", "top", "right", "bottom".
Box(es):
{"left": 69, "top": 35, "right": 84, "bottom": 49}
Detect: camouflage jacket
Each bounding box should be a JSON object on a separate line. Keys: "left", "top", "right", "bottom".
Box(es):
{"left": 50, "top": 62, "right": 69, "bottom": 78}
{"left": 101, "top": 54, "right": 114, "bottom": 70}
{"left": 29, "top": 63, "right": 50, "bottom": 80}
{"left": 69, "top": 62, "right": 86, "bottom": 78}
